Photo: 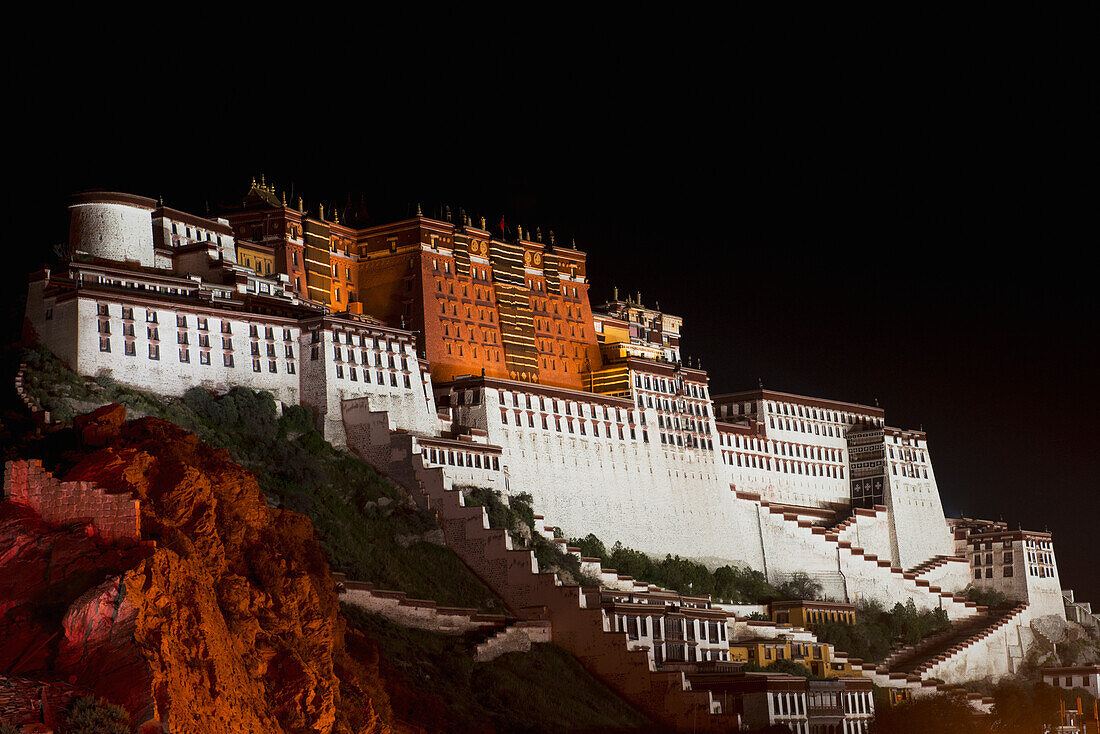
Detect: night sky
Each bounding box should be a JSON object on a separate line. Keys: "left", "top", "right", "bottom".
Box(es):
{"left": 10, "top": 26, "right": 1097, "bottom": 605}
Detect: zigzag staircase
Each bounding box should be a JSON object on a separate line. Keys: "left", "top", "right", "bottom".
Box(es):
{"left": 734, "top": 490, "right": 982, "bottom": 621}
{"left": 345, "top": 408, "right": 730, "bottom": 732}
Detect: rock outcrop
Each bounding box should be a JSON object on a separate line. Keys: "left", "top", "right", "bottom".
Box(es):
{"left": 0, "top": 405, "right": 395, "bottom": 733}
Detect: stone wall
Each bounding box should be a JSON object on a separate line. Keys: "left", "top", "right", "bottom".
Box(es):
{"left": 3, "top": 459, "right": 140, "bottom": 542}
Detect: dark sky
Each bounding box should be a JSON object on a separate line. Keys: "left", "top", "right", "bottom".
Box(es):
{"left": 9, "top": 20, "right": 1097, "bottom": 604}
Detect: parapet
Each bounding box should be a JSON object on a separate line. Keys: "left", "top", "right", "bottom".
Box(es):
{"left": 3, "top": 459, "right": 141, "bottom": 542}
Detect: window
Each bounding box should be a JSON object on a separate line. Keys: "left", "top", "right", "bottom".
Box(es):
{"left": 146, "top": 310, "right": 158, "bottom": 323}
{"left": 148, "top": 344, "right": 160, "bottom": 360}
{"left": 223, "top": 354, "right": 234, "bottom": 367}
{"left": 200, "top": 351, "right": 211, "bottom": 365}
{"left": 99, "top": 336, "right": 111, "bottom": 352}
{"left": 179, "top": 348, "right": 190, "bottom": 363}
{"left": 253, "top": 358, "right": 261, "bottom": 373}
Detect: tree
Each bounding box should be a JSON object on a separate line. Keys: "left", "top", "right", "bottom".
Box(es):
{"left": 62, "top": 695, "right": 130, "bottom": 734}
{"left": 870, "top": 694, "right": 992, "bottom": 734}
{"left": 775, "top": 571, "right": 823, "bottom": 601}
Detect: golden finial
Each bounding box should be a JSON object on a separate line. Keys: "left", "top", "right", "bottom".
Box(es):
{"left": 416, "top": 202, "right": 423, "bottom": 217}
{"left": 282, "top": 191, "right": 287, "bottom": 206}
{"left": 319, "top": 203, "right": 325, "bottom": 220}
{"left": 261, "top": 173, "right": 266, "bottom": 189}
{"left": 298, "top": 197, "right": 304, "bottom": 213}
{"left": 334, "top": 208, "right": 340, "bottom": 224}
{"left": 480, "top": 216, "right": 486, "bottom": 229}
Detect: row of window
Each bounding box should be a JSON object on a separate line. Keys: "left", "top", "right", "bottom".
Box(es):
{"left": 421, "top": 446, "right": 500, "bottom": 471}
{"left": 98, "top": 304, "right": 298, "bottom": 344}
{"left": 634, "top": 373, "right": 708, "bottom": 399}
{"left": 975, "top": 567, "right": 1013, "bottom": 579}
{"left": 98, "top": 339, "right": 297, "bottom": 374}
{"left": 330, "top": 346, "right": 409, "bottom": 371}
{"left": 718, "top": 432, "right": 843, "bottom": 463}
{"left": 892, "top": 463, "right": 930, "bottom": 479}
{"left": 500, "top": 409, "right": 646, "bottom": 442}
{"left": 973, "top": 552, "right": 1013, "bottom": 566}
{"left": 169, "top": 222, "right": 223, "bottom": 246}
{"left": 722, "top": 451, "right": 847, "bottom": 478}
{"left": 499, "top": 390, "right": 638, "bottom": 424}
{"left": 333, "top": 365, "right": 410, "bottom": 388}
{"left": 327, "top": 329, "right": 410, "bottom": 354}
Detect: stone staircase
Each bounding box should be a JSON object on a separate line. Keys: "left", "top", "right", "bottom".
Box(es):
{"left": 472, "top": 621, "right": 553, "bottom": 662}
{"left": 334, "top": 573, "right": 508, "bottom": 635}
{"left": 736, "top": 490, "right": 981, "bottom": 621}
{"left": 343, "top": 404, "right": 731, "bottom": 731}
{"left": 335, "top": 572, "right": 553, "bottom": 662}
{"left": 906, "top": 554, "right": 968, "bottom": 579}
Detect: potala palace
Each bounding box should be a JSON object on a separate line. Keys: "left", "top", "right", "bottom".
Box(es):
{"left": 19, "top": 182, "right": 1098, "bottom": 731}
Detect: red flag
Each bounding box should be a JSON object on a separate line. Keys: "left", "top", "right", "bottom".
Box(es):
{"left": 499, "top": 216, "right": 506, "bottom": 234}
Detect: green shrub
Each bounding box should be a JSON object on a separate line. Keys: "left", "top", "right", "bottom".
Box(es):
{"left": 62, "top": 695, "right": 130, "bottom": 734}
{"left": 744, "top": 658, "right": 821, "bottom": 679}
{"left": 964, "top": 585, "right": 1016, "bottom": 610}
{"left": 567, "top": 534, "right": 783, "bottom": 603}
{"left": 464, "top": 487, "right": 599, "bottom": 586}
{"left": 775, "top": 571, "right": 824, "bottom": 601}
{"left": 0, "top": 722, "right": 21, "bottom": 734}
{"left": 815, "top": 598, "right": 952, "bottom": 663}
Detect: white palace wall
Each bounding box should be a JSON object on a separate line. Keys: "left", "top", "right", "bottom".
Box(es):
{"left": 31, "top": 291, "right": 301, "bottom": 407}
{"left": 884, "top": 468, "right": 955, "bottom": 570}
{"left": 447, "top": 382, "right": 766, "bottom": 570}
{"left": 299, "top": 323, "right": 437, "bottom": 446}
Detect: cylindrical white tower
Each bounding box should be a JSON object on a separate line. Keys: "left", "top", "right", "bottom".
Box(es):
{"left": 69, "top": 192, "right": 156, "bottom": 267}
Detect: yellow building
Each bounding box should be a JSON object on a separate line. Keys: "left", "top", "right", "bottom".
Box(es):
{"left": 728, "top": 636, "right": 857, "bottom": 679}
{"left": 236, "top": 239, "right": 276, "bottom": 277}
{"left": 770, "top": 600, "right": 856, "bottom": 630}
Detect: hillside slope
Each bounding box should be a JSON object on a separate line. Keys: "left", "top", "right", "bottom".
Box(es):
{"left": 1, "top": 406, "right": 394, "bottom": 732}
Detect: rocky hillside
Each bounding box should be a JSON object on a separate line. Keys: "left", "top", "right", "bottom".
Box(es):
{"left": 1, "top": 405, "right": 394, "bottom": 733}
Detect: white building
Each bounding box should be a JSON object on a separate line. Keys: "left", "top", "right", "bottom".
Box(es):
{"left": 1043, "top": 666, "right": 1100, "bottom": 697}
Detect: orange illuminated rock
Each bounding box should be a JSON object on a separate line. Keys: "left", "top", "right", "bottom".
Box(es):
{"left": 0, "top": 407, "right": 395, "bottom": 733}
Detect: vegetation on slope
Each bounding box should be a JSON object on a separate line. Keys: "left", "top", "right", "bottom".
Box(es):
{"left": 18, "top": 345, "right": 502, "bottom": 612}
{"left": 569, "top": 533, "right": 823, "bottom": 603}
{"left": 870, "top": 682, "right": 1098, "bottom": 733}
{"left": 814, "top": 598, "right": 951, "bottom": 663}
{"left": 962, "top": 584, "right": 1017, "bottom": 610}
{"left": 341, "top": 605, "right": 653, "bottom": 734}
{"left": 462, "top": 487, "right": 601, "bottom": 586}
